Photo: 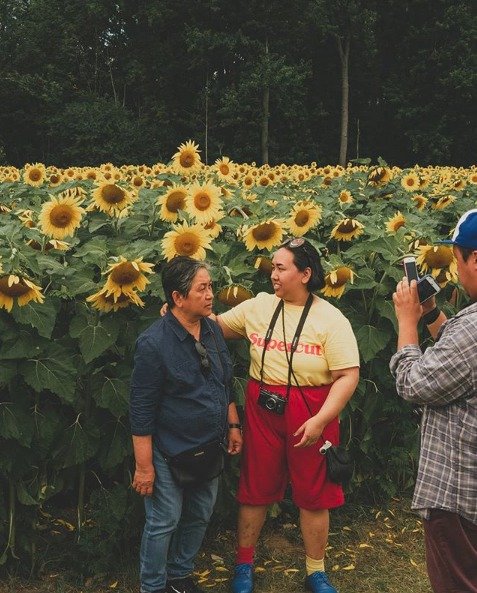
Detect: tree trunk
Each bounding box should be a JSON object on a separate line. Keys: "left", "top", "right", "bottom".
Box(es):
{"left": 337, "top": 36, "right": 350, "bottom": 167}
{"left": 261, "top": 39, "right": 269, "bottom": 165}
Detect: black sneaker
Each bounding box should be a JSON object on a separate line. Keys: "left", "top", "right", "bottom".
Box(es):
{"left": 166, "top": 576, "right": 205, "bottom": 593}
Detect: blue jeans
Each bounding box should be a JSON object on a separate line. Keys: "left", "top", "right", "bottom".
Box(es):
{"left": 139, "top": 445, "right": 219, "bottom": 593}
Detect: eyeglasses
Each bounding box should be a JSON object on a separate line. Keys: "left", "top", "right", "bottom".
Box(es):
{"left": 280, "top": 237, "right": 313, "bottom": 262}
{"left": 195, "top": 340, "right": 211, "bottom": 375}
{"left": 282, "top": 237, "right": 306, "bottom": 248}
{"left": 280, "top": 237, "right": 327, "bottom": 259}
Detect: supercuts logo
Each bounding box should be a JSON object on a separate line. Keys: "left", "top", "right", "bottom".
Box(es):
{"left": 250, "top": 333, "right": 322, "bottom": 356}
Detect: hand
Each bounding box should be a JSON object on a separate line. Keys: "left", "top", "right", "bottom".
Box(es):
{"left": 132, "top": 465, "right": 155, "bottom": 497}
{"left": 159, "top": 303, "right": 169, "bottom": 317}
{"left": 392, "top": 277, "right": 422, "bottom": 324}
{"left": 293, "top": 416, "right": 324, "bottom": 448}
{"left": 227, "top": 428, "right": 243, "bottom": 455}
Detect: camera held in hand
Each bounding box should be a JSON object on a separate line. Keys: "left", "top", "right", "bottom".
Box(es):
{"left": 257, "top": 388, "right": 287, "bottom": 415}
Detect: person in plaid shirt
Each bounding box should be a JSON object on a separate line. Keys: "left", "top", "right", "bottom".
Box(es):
{"left": 390, "top": 209, "right": 477, "bottom": 593}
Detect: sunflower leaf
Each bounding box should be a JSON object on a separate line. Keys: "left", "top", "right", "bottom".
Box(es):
{"left": 52, "top": 419, "right": 100, "bottom": 469}
{"left": 21, "top": 342, "right": 78, "bottom": 402}
{"left": 12, "top": 298, "right": 58, "bottom": 339}
{"left": 69, "top": 315, "right": 120, "bottom": 364}
{"left": 355, "top": 325, "right": 390, "bottom": 363}
{"left": 91, "top": 376, "right": 129, "bottom": 418}
{"left": 97, "top": 421, "right": 131, "bottom": 470}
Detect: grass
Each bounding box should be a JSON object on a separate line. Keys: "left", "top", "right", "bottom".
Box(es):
{"left": 0, "top": 498, "right": 432, "bottom": 593}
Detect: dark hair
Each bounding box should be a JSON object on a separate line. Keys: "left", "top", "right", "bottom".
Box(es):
{"left": 280, "top": 238, "right": 326, "bottom": 291}
{"left": 162, "top": 256, "right": 210, "bottom": 308}
{"left": 456, "top": 245, "right": 474, "bottom": 262}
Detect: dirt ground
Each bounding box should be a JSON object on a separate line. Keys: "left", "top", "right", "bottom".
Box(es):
{"left": 0, "top": 498, "right": 432, "bottom": 593}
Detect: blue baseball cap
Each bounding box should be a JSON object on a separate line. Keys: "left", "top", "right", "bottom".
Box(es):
{"left": 438, "top": 209, "right": 477, "bottom": 250}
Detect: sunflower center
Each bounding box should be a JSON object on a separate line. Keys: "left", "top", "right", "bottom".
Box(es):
{"left": 0, "top": 277, "right": 30, "bottom": 297}
{"left": 179, "top": 151, "right": 195, "bottom": 168}
{"left": 101, "top": 185, "right": 126, "bottom": 204}
{"left": 337, "top": 220, "right": 355, "bottom": 233}
{"left": 28, "top": 169, "right": 42, "bottom": 181}
{"left": 294, "top": 211, "right": 310, "bottom": 227}
{"left": 174, "top": 232, "right": 200, "bottom": 256}
{"left": 110, "top": 263, "right": 141, "bottom": 285}
{"left": 252, "top": 222, "right": 275, "bottom": 241}
{"left": 424, "top": 247, "right": 454, "bottom": 268}
{"left": 219, "top": 164, "right": 230, "bottom": 175}
{"left": 166, "top": 191, "right": 187, "bottom": 212}
{"left": 330, "top": 267, "right": 352, "bottom": 287}
{"left": 50, "top": 205, "right": 74, "bottom": 227}
{"left": 194, "top": 192, "right": 211, "bottom": 211}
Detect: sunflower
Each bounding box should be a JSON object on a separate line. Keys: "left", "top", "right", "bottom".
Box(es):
{"left": 411, "top": 194, "right": 428, "bottom": 210}
{"left": 23, "top": 163, "right": 46, "bottom": 187}
{"left": 468, "top": 171, "right": 477, "bottom": 185}
{"left": 86, "top": 287, "right": 144, "bottom": 312}
{"left": 103, "top": 257, "right": 154, "bottom": 301}
{"left": 84, "top": 168, "right": 101, "bottom": 182}
{"left": 385, "top": 211, "right": 406, "bottom": 234}
{"left": 0, "top": 275, "right": 44, "bottom": 312}
{"left": 157, "top": 184, "right": 189, "bottom": 222}
{"left": 242, "top": 175, "right": 255, "bottom": 188}
{"left": 254, "top": 256, "right": 273, "bottom": 275}
{"left": 172, "top": 140, "right": 202, "bottom": 175}
{"left": 47, "top": 172, "right": 63, "bottom": 187}
{"left": 39, "top": 195, "right": 85, "bottom": 239}
{"left": 400, "top": 172, "right": 420, "bottom": 192}
{"left": 431, "top": 195, "right": 456, "bottom": 210}
{"left": 416, "top": 245, "right": 457, "bottom": 282}
{"left": 214, "top": 156, "right": 235, "bottom": 182}
{"left": 287, "top": 201, "right": 322, "bottom": 236}
{"left": 186, "top": 182, "right": 223, "bottom": 223}
{"left": 338, "top": 190, "right": 353, "bottom": 204}
{"left": 217, "top": 284, "right": 254, "bottom": 306}
{"left": 330, "top": 218, "right": 364, "bottom": 242}
{"left": 17, "top": 209, "right": 35, "bottom": 228}
{"left": 321, "top": 266, "right": 354, "bottom": 299}
{"left": 130, "top": 175, "right": 147, "bottom": 190}
{"left": 27, "top": 239, "right": 70, "bottom": 251}
{"left": 92, "top": 183, "right": 135, "bottom": 216}
{"left": 243, "top": 219, "right": 285, "bottom": 251}
{"left": 202, "top": 214, "right": 224, "bottom": 239}
{"left": 162, "top": 221, "right": 212, "bottom": 261}
{"left": 367, "top": 166, "right": 392, "bottom": 186}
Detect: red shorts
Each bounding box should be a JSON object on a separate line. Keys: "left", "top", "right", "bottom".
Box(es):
{"left": 237, "top": 379, "right": 344, "bottom": 511}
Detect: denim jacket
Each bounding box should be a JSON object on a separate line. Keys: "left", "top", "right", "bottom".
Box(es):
{"left": 129, "top": 311, "right": 233, "bottom": 456}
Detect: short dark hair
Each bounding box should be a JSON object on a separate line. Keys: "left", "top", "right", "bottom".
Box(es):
{"left": 280, "top": 238, "right": 326, "bottom": 291}
{"left": 456, "top": 245, "right": 474, "bottom": 262}
{"left": 162, "top": 256, "right": 210, "bottom": 308}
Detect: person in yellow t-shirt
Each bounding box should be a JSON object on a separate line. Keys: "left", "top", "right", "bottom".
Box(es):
{"left": 216, "top": 238, "right": 360, "bottom": 593}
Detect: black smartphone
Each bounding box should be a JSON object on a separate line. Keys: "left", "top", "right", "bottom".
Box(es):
{"left": 403, "top": 256, "right": 419, "bottom": 282}
{"left": 417, "top": 275, "right": 441, "bottom": 303}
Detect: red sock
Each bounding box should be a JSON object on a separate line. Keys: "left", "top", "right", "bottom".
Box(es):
{"left": 235, "top": 545, "right": 255, "bottom": 565}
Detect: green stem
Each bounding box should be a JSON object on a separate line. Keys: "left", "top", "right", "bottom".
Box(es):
{"left": 77, "top": 463, "right": 85, "bottom": 540}
{"left": 76, "top": 377, "right": 93, "bottom": 540}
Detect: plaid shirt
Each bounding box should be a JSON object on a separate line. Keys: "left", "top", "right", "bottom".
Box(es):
{"left": 390, "top": 302, "right": 477, "bottom": 524}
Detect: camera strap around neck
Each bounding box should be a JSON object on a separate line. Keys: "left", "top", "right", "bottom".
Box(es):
{"left": 259, "top": 293, "right": 314, "bottom": 393}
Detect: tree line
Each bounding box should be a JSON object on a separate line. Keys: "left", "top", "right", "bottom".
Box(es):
{"left": 0, "top": 0, "right": 475, "bottom": 168}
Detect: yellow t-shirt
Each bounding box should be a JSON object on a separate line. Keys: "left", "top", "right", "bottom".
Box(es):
{"left": 220, "top": 292, "right": 360, "bottom": 386}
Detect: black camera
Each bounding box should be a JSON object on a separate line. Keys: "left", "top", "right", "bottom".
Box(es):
{"left": 257, "top": 388, "right": 287, "bottom": 415}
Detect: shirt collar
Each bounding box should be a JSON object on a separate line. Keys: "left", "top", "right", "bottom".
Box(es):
{"left": 164, "top": 309, "right": 212, "bottom": 342}
{"left": 454, "top": 300, "right": 477, "bottom": 318}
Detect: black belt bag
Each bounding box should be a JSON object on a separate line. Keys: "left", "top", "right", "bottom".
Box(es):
{"left": 162, "top": 440, "right": 226, "bottom": 488}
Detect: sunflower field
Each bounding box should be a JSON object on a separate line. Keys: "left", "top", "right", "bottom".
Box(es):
{"left": 0, "top": 142, "right": 476, "bottom": 572}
